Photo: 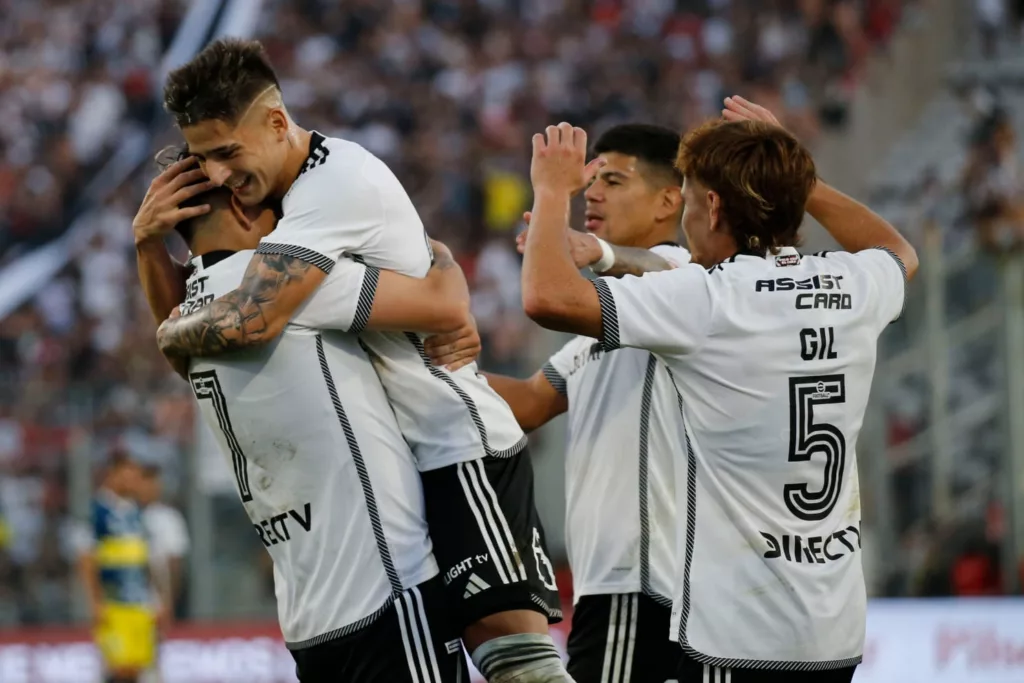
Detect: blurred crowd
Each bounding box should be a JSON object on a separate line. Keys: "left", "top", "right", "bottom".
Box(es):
{"left": 876, "top": 78, "right": 1024, "bottom": 599}
{"left": 0, "top": 0, "right": 937, "bottom": 626}
{"left": 0, "top": 0, "right": 186, "bottom": 260}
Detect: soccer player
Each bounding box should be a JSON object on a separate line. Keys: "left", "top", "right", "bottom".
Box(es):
{"left": 484, "top": 124, "right": 689, "bottom": 683}
{"left": 135, "top": 156, "right": 474, "bottom": 682}
{"left": 518, "top": 99, "right": 918, "bottom": 683}
{"left": 150, "top": 39, "right": 568, "bottom": 682}
{"left": 76, "top": 451, "right": 155, "bottom": 683}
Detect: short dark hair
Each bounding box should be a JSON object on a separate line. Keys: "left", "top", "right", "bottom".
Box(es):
{"left": 593, "top": 124, "right": 683, "bottom": 185}
{"left": 163, "top": 38, "right": 280, "bottom": 127}
{"left": 676, "top": 120, "right": 816, "bottom": 255}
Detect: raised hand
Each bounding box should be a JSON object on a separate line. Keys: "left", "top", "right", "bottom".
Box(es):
{"left": 133, "top": 156, "right": 215, "bottom": 246}
{"left": 722, "top": 96, "right": 783, "bottom": 129}
{"left": 530, "top": 122, "right": 605, "bottom": 197}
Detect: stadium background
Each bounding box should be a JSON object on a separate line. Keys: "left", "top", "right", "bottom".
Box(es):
{"left": 0, "top": 0, "right": 1023, "bottom": 681}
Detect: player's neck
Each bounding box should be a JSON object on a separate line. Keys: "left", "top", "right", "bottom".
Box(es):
{"left": 274, "top": 126, "right": 313, "bottom": 199}
{"left": 189, "top": 226, "right": 260, "bottom": 257}
{"left": 641, "top": 225, "right": 682, "bottom": 249}
{"left": 629, "top": 221, "right": 682, "bottom": 250}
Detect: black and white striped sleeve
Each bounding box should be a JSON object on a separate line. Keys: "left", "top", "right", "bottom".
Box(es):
{"left": 844, "top": 247, "right": 908, "bottom": 324}
{"left": 594, "top": 268, "right": 713, "bottom": 356}
{"left": 258, "top": 162, "right": 381, "bottom": 273}
{"left": 592, "top": 278, "right": 621, "bottom": 351}
{"left": 543, "top": 338, "right": 582, "bottom": 397}
{"left": 256, "top": 242, "right": 336, "bottom": 274}
{"left": 289, "top": 257, "right": 377, "bottom": 333}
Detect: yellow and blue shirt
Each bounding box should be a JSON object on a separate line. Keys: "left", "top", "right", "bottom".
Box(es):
{"left": 92, "top": 490, "right": 150, "bottom": 606}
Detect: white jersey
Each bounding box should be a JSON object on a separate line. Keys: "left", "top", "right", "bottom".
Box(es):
{"left": 142, "top": 502, "right": 189, "bottom": 604}
{"left": 255, "top": 132, "right": 526, "bottom": 471}
{"left": 595, "top": 246, "right": 906, "bottom": 670}
{"left": 544, "top": 244, "right": 689, "bottom": 604}
{"left": 183, "top": 250, "right": 437, "bottom": 648}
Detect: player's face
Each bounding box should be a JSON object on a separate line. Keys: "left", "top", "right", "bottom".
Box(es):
{"left": 680, "top": 176, "right": 713, "bottom": 267}
{"left": 182, "top": 113, "right": 288, "bottom": 207}
{"left": 136, "top": 472, "right": 160, "bottom": 506}
{"left": 111, "top": 462, "right": 145, "bottom": 500}
{"left": 583, "top": 153, "right": 663, "bottom": 247}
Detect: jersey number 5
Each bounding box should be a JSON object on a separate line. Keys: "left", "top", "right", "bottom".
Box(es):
{"left": 785, "top": 375, "right": 846, "bottom": 521}
{"left": 190, "top": 370, "right": 253, "bottom": 503}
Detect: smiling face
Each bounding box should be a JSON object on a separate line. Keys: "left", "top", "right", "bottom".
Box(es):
{"left": 182, "top": 109, "right": 290, "bottom": 206}
{"left": 583, "top": 152, "right": 679, "bottom": 248}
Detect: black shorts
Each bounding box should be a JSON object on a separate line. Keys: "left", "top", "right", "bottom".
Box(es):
{"left": 678, "top": 654, "right": 857, "bottom": 683}
{"left": 421, "top": 451, "right": 563, "bottom": 631}
{"left": 567, "top": 592, "right": 680, "bottom": 683}
{"left": 291, "top": 575, "right": 468, "bottom": 683}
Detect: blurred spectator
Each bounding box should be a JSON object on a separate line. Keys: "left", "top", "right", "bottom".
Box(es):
{"left": 961, "top": 103, "right": 1024, "bottom": 251}
{"left": 0, "top": 0, "right": 187, "bottom": 256}
{"left": 976, "top": 0, "right": 1007, "bottom": 59}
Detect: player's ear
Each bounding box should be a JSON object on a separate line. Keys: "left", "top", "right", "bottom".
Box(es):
{"left": 230, "top": 193, "right": 261, "bottom": 230}
{"left": 268, "top": 107, "right": 289, "bottom": 141}
{"left": 707, "top": 190, "right": 721, "bottom": 232}
{"left": 658, "top": 185, "right": 683, "bottom": 220}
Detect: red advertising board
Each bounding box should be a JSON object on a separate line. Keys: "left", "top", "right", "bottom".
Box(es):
{"left": 1, "top": 601, "right": 1022, "bottom": 683}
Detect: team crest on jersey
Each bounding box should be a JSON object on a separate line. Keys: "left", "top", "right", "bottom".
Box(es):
{"left": 775, "top": 253, "right": 801, "bottom": 267}
{"left": 811, "top": 382, "right": 833, "bottom": 400}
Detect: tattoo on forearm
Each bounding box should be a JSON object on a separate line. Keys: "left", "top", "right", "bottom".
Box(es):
{"left": 603, "top": 246, "right": 673, "bottom": 277}
{"left": 157, "top": 254, "right": 314, "bottom": 357}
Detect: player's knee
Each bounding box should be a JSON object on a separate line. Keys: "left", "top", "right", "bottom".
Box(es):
{"left": 464, "top": 609, "right": 549, "bottom": 653}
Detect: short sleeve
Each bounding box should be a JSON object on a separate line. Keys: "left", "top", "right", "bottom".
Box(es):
{"left": 543, "top": 338, "right": 585, "bottom": 396}
{"left": 256, "top": 160, "right": 381, "bottom": 274}
{"left": 161, "top": 509, "right": 190, "bottom": 557}
{"left": 649, "top": 244, "right": 691, "bottom": 268}
{"left": 829, "top": 248, "right": 907, "bottom": 325}
{"left": 290, "top": 256, "right": 378, "bottom": 333}
{"left": 594, "top": 264, "right": 713, "bottom": 356}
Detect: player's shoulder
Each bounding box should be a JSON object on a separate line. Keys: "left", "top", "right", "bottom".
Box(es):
{"left": 282, "top": 132, "right": 377, "bottom": 210}
{"left": 649, "top": 242, "right": 691, "bottom": 268}
{"left": 802, "top": 247, "right": 906, "bottom": 279}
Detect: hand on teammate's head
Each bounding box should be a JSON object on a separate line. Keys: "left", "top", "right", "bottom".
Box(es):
{"left": 530, "top": 122, "right": 606, "bottom": 196}
{"left": 133, "top": 154, "right": 214, "bottom": 246}
{"left": 722, "top": 96, "right": 783, "bottom": 129}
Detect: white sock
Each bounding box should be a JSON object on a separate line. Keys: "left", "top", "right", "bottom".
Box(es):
{"left": 471, "top": 633, "right": 575, "bottom": 682}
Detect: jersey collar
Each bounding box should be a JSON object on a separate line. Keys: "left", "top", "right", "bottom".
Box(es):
{"left": 188, "top": 250, "right": 237, "bottom": 271}
{"left": 770, "top": 246, "right": 801, "bottom": 266}
{"left": 726, "top": 245, "right": 801, "bottom": 262}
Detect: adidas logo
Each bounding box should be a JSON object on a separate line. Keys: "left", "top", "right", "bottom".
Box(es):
{"left": 463, "top": 573, "right": 491, "bottom": 599}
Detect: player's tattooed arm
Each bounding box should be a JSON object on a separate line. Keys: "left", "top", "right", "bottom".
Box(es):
{"left": 598, "top": 245, "right": 674, "bottom": 277}
{"left": 516, "top": 215, "right": 674, "bottom": 277}
{"left": 368, "top": 239, "right": 470, "bottom": 334}
{"left": 156, "top": 253, "right": 326, "bottom": 358}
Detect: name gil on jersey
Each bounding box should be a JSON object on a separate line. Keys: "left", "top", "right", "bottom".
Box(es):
{"left": 754, "top": 275, "right": 852, "bottom": 311}
{"left": 253, "top": 503, "right": 312, "bottom": 548}
{"left": 759, "top": 523, "right": 861, "bottom": 564}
